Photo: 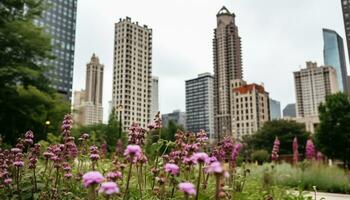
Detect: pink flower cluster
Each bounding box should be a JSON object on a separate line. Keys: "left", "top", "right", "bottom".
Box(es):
{"left": 164, "top": 163, "right": 180, "bottom": 176}
{"left": 179, "top": 182, "right": 196, "bottom": 196}
{"left": 271, "top": 137, "right": 280, "bottom": 161}
{"left": 305, "top": 139, "right": 315, "bottom": 160}
{"left": 128, "top": 123, "right": 147, "bottom": 146}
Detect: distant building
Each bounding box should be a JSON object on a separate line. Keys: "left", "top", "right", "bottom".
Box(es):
{"left": 73, "top": 54, "right": 104, "bottom": 125}
{"left": 34, "top": 0, "right": 77, "bottom": 99}
{"left": 112, "top": 17, "right": 152, "bottom": 130}
{"left": 185, "top": 73, "right": 214, "bottom": 140}
{"left": 294, "top": 61, "right": 339, "bottom": 133}
{"left": 162, "top": 110, "right": 186, "bottom": 129}
{"left": 269, "top": 99, "right": 281, "bottom": 120}
{"left": 230, "top": 80, "right": 270, "bottom": 139}
{"left": 323, "top": 29, "right": 348, "bottom": 92}
{"left": 213, "top": 6, "right": 243, "bottom": 141}
{"left": 73, "top": 90, "right": 86, "bottom": 125}
{"left": 151, "top": 77, "right": 159, "bottom": 120}
{"left": 340, "top": 0, "right": 350, "bottom": 67}
{"left": 283, "top": 103, "right": 296, "bottom": 118}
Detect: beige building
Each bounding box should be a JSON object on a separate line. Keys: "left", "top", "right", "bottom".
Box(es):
{"left": 150, "top": 76, "right": 159, "bottom": 120}
{"left": 112, "top": 17, "right": 152, "bottom": 130}
{"left": 230, "top": 80, "right": 270, "bottom": 139}
{"left": 213, "top": 7, "right": 243, "bottom": 141}
{"left": 73, "top": 54, "right": 104, "bottom": 126}
{"left": 294, "top": 61, "right": 339, "bottom": 133}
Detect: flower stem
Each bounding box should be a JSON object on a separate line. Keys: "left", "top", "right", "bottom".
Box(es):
{"left": 195, "top": 164, "right": 202, "bottom": 200}
{"left": 215, "top": 175, "right": 220, "bottom": 200}
{"left": 123, "top": 162, "right": 133, "bottom": 200}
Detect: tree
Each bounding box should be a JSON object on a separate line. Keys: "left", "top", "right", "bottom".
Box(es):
{"left": 243, "top": 119, "right": 309, "bottom": 157}
{"left": 0, "top": 1, "right": 69, "bottom": 144}
{"left": 314, "top": 93, "right": 350, "bottom": 168}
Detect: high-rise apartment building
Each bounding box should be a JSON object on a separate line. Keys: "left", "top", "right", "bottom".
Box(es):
{"left": 341, "top": 0, "right": 350, "bottom": 60}
{"left": 162, "top": 110, "right": 187, "bottom": 129}
{"left": 269, "top": 99, "right": 281, "bottom": 120}
{"left": 283, "top": 103, "right": 296, "bottom": 118}
{"left": 35, "top": 0, "right": 77, "bottom": 99}
{"left": 230, "top": 80, "right": 270, "bottom": 139}
{"left": 323, "top": 29, "right": 348, "bottom": 92}
{"left": 73, "top": 54, "right": 104, "bottom": 125}
{"left": 151, "top": 76, "right": 159, "bottom": 120}
{"left": 112, "top": 17, "right": 152, "bottom": 130}
{"left": 213, "top": 6, "right": 243, "bottom": 141}
{"left": 185, "top": 73, "right": 214, "bottom": 141}
{"left": 294, "top": 62, "right": 339, "bottom": 132}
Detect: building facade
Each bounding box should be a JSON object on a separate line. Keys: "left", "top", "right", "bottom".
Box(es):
{"left": 213, "top": 6, "right": 243, "bottom": 141}
{"left": 230, "top": 81, "right": 270, "bottom": 139}
{"left": 162, "top": 110, "right": 186, "bottom": 129}
{"left": 294, "top": 62, "right": 339, "bottom": 132}
{"left": 269, "top": 99, "right": 281, "bottom": 120}
{"left": 35, "top": 0, "right": 77, "bottom": 99}
{"left": 323, "top": 29, "right": 348, "bottom": 92}
{"left": 283, "top": 103, "right": 296, "bottom": 118}
{"left": 185, "top": 73, "right": 214, "bottom": 141}
{"left": 73, "top": 54, "right": 104, "bottom": 125}
{"left": 112, "top": 17, "right": 152, "bottom": 130}
{"left": 150, "top": 76, "right": 159, "bottom": 120}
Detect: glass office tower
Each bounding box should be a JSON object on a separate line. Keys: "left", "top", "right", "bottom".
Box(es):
{"left": 323, "top": 29, "right": 348, "bottom": 92}
{"left": 35, "top": 0, "right": 77, "bottom": 100}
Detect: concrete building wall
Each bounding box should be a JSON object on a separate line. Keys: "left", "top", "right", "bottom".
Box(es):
{"left": 112, "top": 17, "right": 152, "bottom": 130}
{"left": 151, "top": 76, "right": 159, "bottom": 120}
{"left": 213, "top": 7, "right": 243, "bottom": 141}
{"left": 185, "top": 73, "right": 214, "bottom": 140}
{"left": 230, "top": 81, "right": 270, "bottom": 139}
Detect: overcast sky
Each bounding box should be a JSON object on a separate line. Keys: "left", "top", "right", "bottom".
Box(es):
{"left": 72, "top": 0, "right": 347, "bottom": 122}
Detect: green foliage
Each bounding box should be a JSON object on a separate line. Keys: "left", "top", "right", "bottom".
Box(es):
{"left": 273, "top": 163, "right": 350, "bottom": 194}
{"left": 72, "top": 111, "right": 124, "bottom": 151}
{"left": 251, "top": 150, "right": 269, "bottom": 165}
{"left": 0, "top": 0, "right": 70, "bottom": 144}
{"left": 314, "top": 93, "right": 350, "bottom": 168}
{"left": 243, "top": 120, "right": 310, "bottom": 156}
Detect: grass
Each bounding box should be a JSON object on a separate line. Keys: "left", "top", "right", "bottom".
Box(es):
{"left": 256, "top": 162, "right": 350, "bottom": 194}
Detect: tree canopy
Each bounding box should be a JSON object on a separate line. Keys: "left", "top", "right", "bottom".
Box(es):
{"left": 314, "top": 93, "right": 350, "bottom": 168}
{"left": 243, "top": 119, "right": 310, "bottom": 156}
{"left": 0, "top": 0, "right": 69, "bottom": 144}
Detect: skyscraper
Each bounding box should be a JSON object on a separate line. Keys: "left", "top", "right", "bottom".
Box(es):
{"left": 269, "top": 99, "right": 281, "bottom": 120}
{"left": 35, "top": 0, "right": 77, "bottom": 99}
{"left": 283, "top": 103, "right": 296, "bottom": 118}
{"left": 112, "top": 17, "right": 152, "bottom": 130}
{"left": 294, "top": 62, "right": 339, "bottom": 132}
{"left": 162, "top": 110, "right": 187, "bottom": 129}
{"left": 323, "top": 29, "right": 348, "bottom": 92}
{"left": 151, "top": 76, "right": 159, "bottom": 120}
{"left": 72, "top": 54, "right": 104, "bottom": 125}
{"left": 341, "top": 0, "right": 350, "bottom": 60}
{"left": 230, "top": 80, "right": 270, "bottom": 139}
{"left": 185, "top": 73, "right": 214, "bottom": 141}
{"left": 213, "top": 6, "right": 243, "bottom": 141}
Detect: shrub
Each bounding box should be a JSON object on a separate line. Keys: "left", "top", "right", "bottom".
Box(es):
{"left": 251, "top": 150, "right": 269, "bottom": 165}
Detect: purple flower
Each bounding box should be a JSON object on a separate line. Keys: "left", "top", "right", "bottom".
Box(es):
{"left": 4, "top": 178, "right": 12, "bottom": 185}
{"left": 205, "top": 161, "right": 223, "bottom": 174}
{"left": 305, "top": 139, "right": 315, "bottom": 160}
{"left": 164, "top": 163, "right": 180, "bottom": 176}
{"left": 90, "top": 154, "right": 100, "bottom": 161}
{"left": 106, "top": 171, "right": 122, "bottom": 181}
{"left": 179, "top": 182, "right": 196, "bottom": 196}
{"left": 11, "top": 148, "right": 22, "bottom": 154}
{"left": 13, "top": 161, "right": 24, "bottom": 167}
{"left": 271, "top": 137, "right": 280, "bottom": 161}
{"left": 64, "top": 173, "right": 73, "bottom": 179}
{"left": 124, "top": 145, "right": 142, "bottom": 159}
{"left": 191, "top": 152, "right": 210, "bottom": 164}
{"left": 99, "top": 182, "right": 120, "bottom": 195}
{"left": 82, "top": 171, "right": 104, "bottom": 187}
{"left": 231, "top": 143, "right": 242, "bottom": 162}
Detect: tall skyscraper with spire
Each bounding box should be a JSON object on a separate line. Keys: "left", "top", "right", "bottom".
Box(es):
{"left": 213, "top": 6, "right": 243, "bottom": 141}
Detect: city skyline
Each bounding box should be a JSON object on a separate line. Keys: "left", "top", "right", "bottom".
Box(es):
{"left": 73, "top": 0, "right": 347, "bottom": 123}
